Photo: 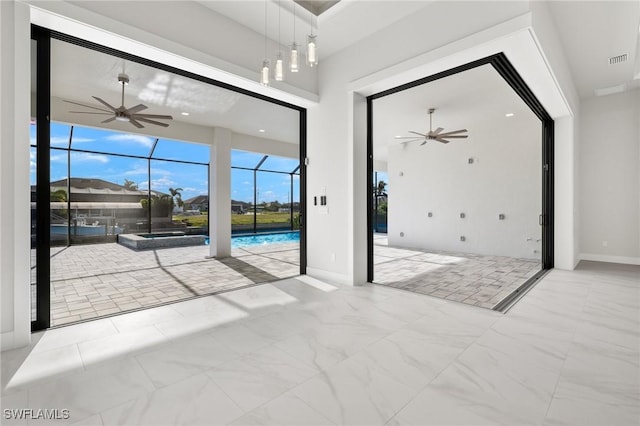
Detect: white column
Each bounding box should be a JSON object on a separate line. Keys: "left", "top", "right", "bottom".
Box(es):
{"left": 209, "top": 127, "right": 232, "bottom": 258}
{"left": 348, "top": 91, "right": 368, "bottom": 285}
{"left": 1, "top": 0, "right": 31, "bottom": 351}
{"left": 554, "top": 115, "right": 578, "bottom": 270}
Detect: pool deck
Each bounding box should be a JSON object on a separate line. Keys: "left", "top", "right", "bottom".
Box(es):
{"left": 35, "top": 234, "right": 538, "bottom": 327}
{"left": 42, "top": 242, "right": 300, "bottom": 327}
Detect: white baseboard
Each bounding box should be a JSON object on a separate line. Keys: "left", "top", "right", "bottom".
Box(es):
{"left": 579, "top": 253, "right": 640, "bottom": 266}
{"left": 306, "top": 267, "right": 353, "bottom": 286}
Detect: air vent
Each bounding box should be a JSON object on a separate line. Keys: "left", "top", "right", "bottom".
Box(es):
{"left": 608, "top": 54, "right": 628, "bottom": 65}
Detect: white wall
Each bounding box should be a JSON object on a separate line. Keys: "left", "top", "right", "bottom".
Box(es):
{"left": 529, "top": 0, "right": 581, "bottom": 269}
{"left": 579, "top": 89, "right": 640, "bottom": 265}
{"left": 387, "top": 115, "right": 541, "bottom": 259}
{"left": 308, "top": 1, "right": 534, "bottom": 284}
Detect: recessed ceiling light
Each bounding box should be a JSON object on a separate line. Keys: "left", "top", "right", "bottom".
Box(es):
{"left": 505, "top": 113, "right": 514, "bottom": 117}
{"left": 259, "top": 129, "right": 265, "bottom": 133}
{"left": 181, "top": 112, "right": 189, "bottom": 116}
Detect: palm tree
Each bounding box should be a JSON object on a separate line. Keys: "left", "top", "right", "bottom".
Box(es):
{"left": 168, "top": 187, "right": 184, "bottom": 208}
{"left": 376, "top": 180, "right": 387, "bottom": 196}
{"left": 123, "top": 179, "right": 138, "bottom": 190}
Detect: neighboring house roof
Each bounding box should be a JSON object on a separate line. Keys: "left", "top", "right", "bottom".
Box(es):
{"left": 47, "top": 178, "right": 167, "bottom": 197}
{"left": 184, "top": 195, "right": 208, "bottom": 205}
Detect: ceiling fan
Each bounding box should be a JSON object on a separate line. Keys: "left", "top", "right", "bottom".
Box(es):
{"left": 395, "top": 108, "right": 468, "bottom": 145}
{"left": 64, "top": 73, "right": 173, "bottom": 129}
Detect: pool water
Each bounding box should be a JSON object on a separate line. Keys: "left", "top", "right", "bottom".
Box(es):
{"left": 231, "top": 231, "right": 300, "bottom": 248}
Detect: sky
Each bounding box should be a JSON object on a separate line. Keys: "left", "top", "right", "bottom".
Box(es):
{"left": 31, "top": 122, "right": 300, "bottom": 204}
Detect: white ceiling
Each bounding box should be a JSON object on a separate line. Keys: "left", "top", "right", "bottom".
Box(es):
{"left": 547, "top": 0, "right": 640, "bottom": 99}
{"left": 373, "top": 64, "right": 538, "bottom": 162}
{"left": 199, "top": 0, "right": 640, "bottom": 100}
{"left": 196, "top": 0, "right": 432, "bottom": 59}
{"left": 45, "top": 1, "right": 639, "bottom": 148}
{"left": 50, "top": 39, "right": 300, "bottom": 144}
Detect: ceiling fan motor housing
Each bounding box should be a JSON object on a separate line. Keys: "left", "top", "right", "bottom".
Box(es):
{"left": 118, "top": 73, "right": 130, "bottom": 85}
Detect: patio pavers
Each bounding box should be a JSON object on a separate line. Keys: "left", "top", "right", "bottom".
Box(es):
{"left": 47, "top": 242, "right": 300, "bottom": 326}
{"left": 373, "top": 235, "right": 540, "bottom": 309}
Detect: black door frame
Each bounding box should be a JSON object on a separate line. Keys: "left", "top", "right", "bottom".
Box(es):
{"left": 31, "top": 25, "right": 308, "bottom": 331}
{"left": 366, "top": 53, "right": 554, "bottom": 308}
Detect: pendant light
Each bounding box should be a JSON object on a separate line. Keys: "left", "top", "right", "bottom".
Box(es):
{"left": 274, "top": 0, "right": 284, "bottom": 81}
{"left": 306, "top": 13, "right": 318, "bottom": 67}
{"left": 260, "top": 0, "right": 270, "bottom": 86}
{"left": 289, "top": 1, "right": 299, "bottom": 73}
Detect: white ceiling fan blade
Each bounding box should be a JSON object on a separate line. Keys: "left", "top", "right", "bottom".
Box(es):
{"left": 101, "top": 117, "right": 116, "bottom": 124}
{"left": 92, "top": 96, "right": 117, "bottom": 112}
{"left": 430, "top": 127, "right": 444, "bottom": 135}
{"left": 129, "top": 118, "right": 144, "bottom": 129}
{"left": 68, "top": 111, "right": 112, "bottom": 115}
{"left": 399, "top": 138, "right": 424, "bottom": 144}
{"left": 135, "top": 117, "right": 170, "bottom": 128}
{"left": 438, "top": 129, "right": 468, "bottom": 136}
{"left": 408, "top": 130, "right": 427, "bottom": 137}
{"left": 395, "top": 136, "right": 423, "bottom": 139}
{"left": 125, "top": 104, "right": 148, "bottom": 115}
{"left": 64, "top": 100, "right": 112, "bottom": 113}
{"left": 134, "top": 113, "right": 173, "bottom": 120}
{"left": 434, "top": 138, "right": 450, "bottom": 144}
{"left": 420, "top": 140, "right": 429, "bottom": 145}
{"left": 439, "top": 135, "right": 468, "bottom": 139}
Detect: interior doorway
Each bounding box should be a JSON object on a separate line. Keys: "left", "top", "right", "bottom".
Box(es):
{"left": 367, "top": 54, "right": 553, "bottom": 311}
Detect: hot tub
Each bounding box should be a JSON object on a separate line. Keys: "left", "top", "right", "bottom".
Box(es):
{"left": 118, "top": 232, "right": 206, "bottom": 250}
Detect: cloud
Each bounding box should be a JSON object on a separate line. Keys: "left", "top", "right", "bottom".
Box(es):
{"left": 72, "top": 153, "right": 109, "bottom": 164}
{"left": 49, "top": 136, "right": 94, "bottom": 147}
{"left": 139, "top": 177, "right": 176, "bottom": 191}
{"left": 106, "top": 134, "right": 154, "bottom": 147}
{"left": 123, "top": 166, "right": 149, "bottom": 176}
{"left": 50, "top": 136, "right": 71, "bottom": 146}
{"left": 50, "top": 153, "right": 67, "bottom": 163}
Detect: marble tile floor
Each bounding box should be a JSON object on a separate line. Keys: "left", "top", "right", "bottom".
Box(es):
{"left": 373, "top": 234, "right": 541, "bottom": 309}
{"left": 36, "top": 242, "right": 300, "bottom": 327}
{"left": 3, "top": 261, "right": 638, "bottom": 425}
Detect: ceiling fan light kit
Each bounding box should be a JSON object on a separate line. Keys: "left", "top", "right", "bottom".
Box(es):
{"left": 396, "top": 108, "right": 469, "bottom": 145}
{"left": 65, "top": 72, "right": 173, "bottom": 129}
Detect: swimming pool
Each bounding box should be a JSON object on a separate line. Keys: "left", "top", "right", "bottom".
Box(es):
{"left": 231, "top": 231, "right": 300, "bottom": 248}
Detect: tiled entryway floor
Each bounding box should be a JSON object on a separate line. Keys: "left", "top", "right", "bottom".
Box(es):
{"left": 374, "top": 234, "right": 540, "bottom": 309}
{"left": 44, "top": 242, "right": 300, "bottom": 327}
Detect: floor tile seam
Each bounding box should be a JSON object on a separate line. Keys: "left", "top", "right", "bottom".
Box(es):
{"left": 93, "top": 394, "right": 142, "bottom": 425}
{"left": 540, "top": 339, "right": 574, "bottom": 423}
{"left": 202, "top": 351, "right": 300, "bottom": 418}
{"left": 522, "top": 273, "right": 591, "bottom": 422}
{"left": 413, "top": 315, "right": 503, "bottom": 393}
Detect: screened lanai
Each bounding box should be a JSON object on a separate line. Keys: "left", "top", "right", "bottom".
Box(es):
{"left": 30, "top": 35, "right": 304, "bottom": 330}
{"left": 230, "top": 149, "right": 300, "bottom": 235}
{"left": 31, "top": 125, "right": 302, "bottom": 327}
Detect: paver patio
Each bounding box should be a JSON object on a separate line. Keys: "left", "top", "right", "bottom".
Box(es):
{"left": 45, "top": 242, "right": 300, "bottom": 326}
{"left": 373, "top": 234, "right": 540, "bottom": 309}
